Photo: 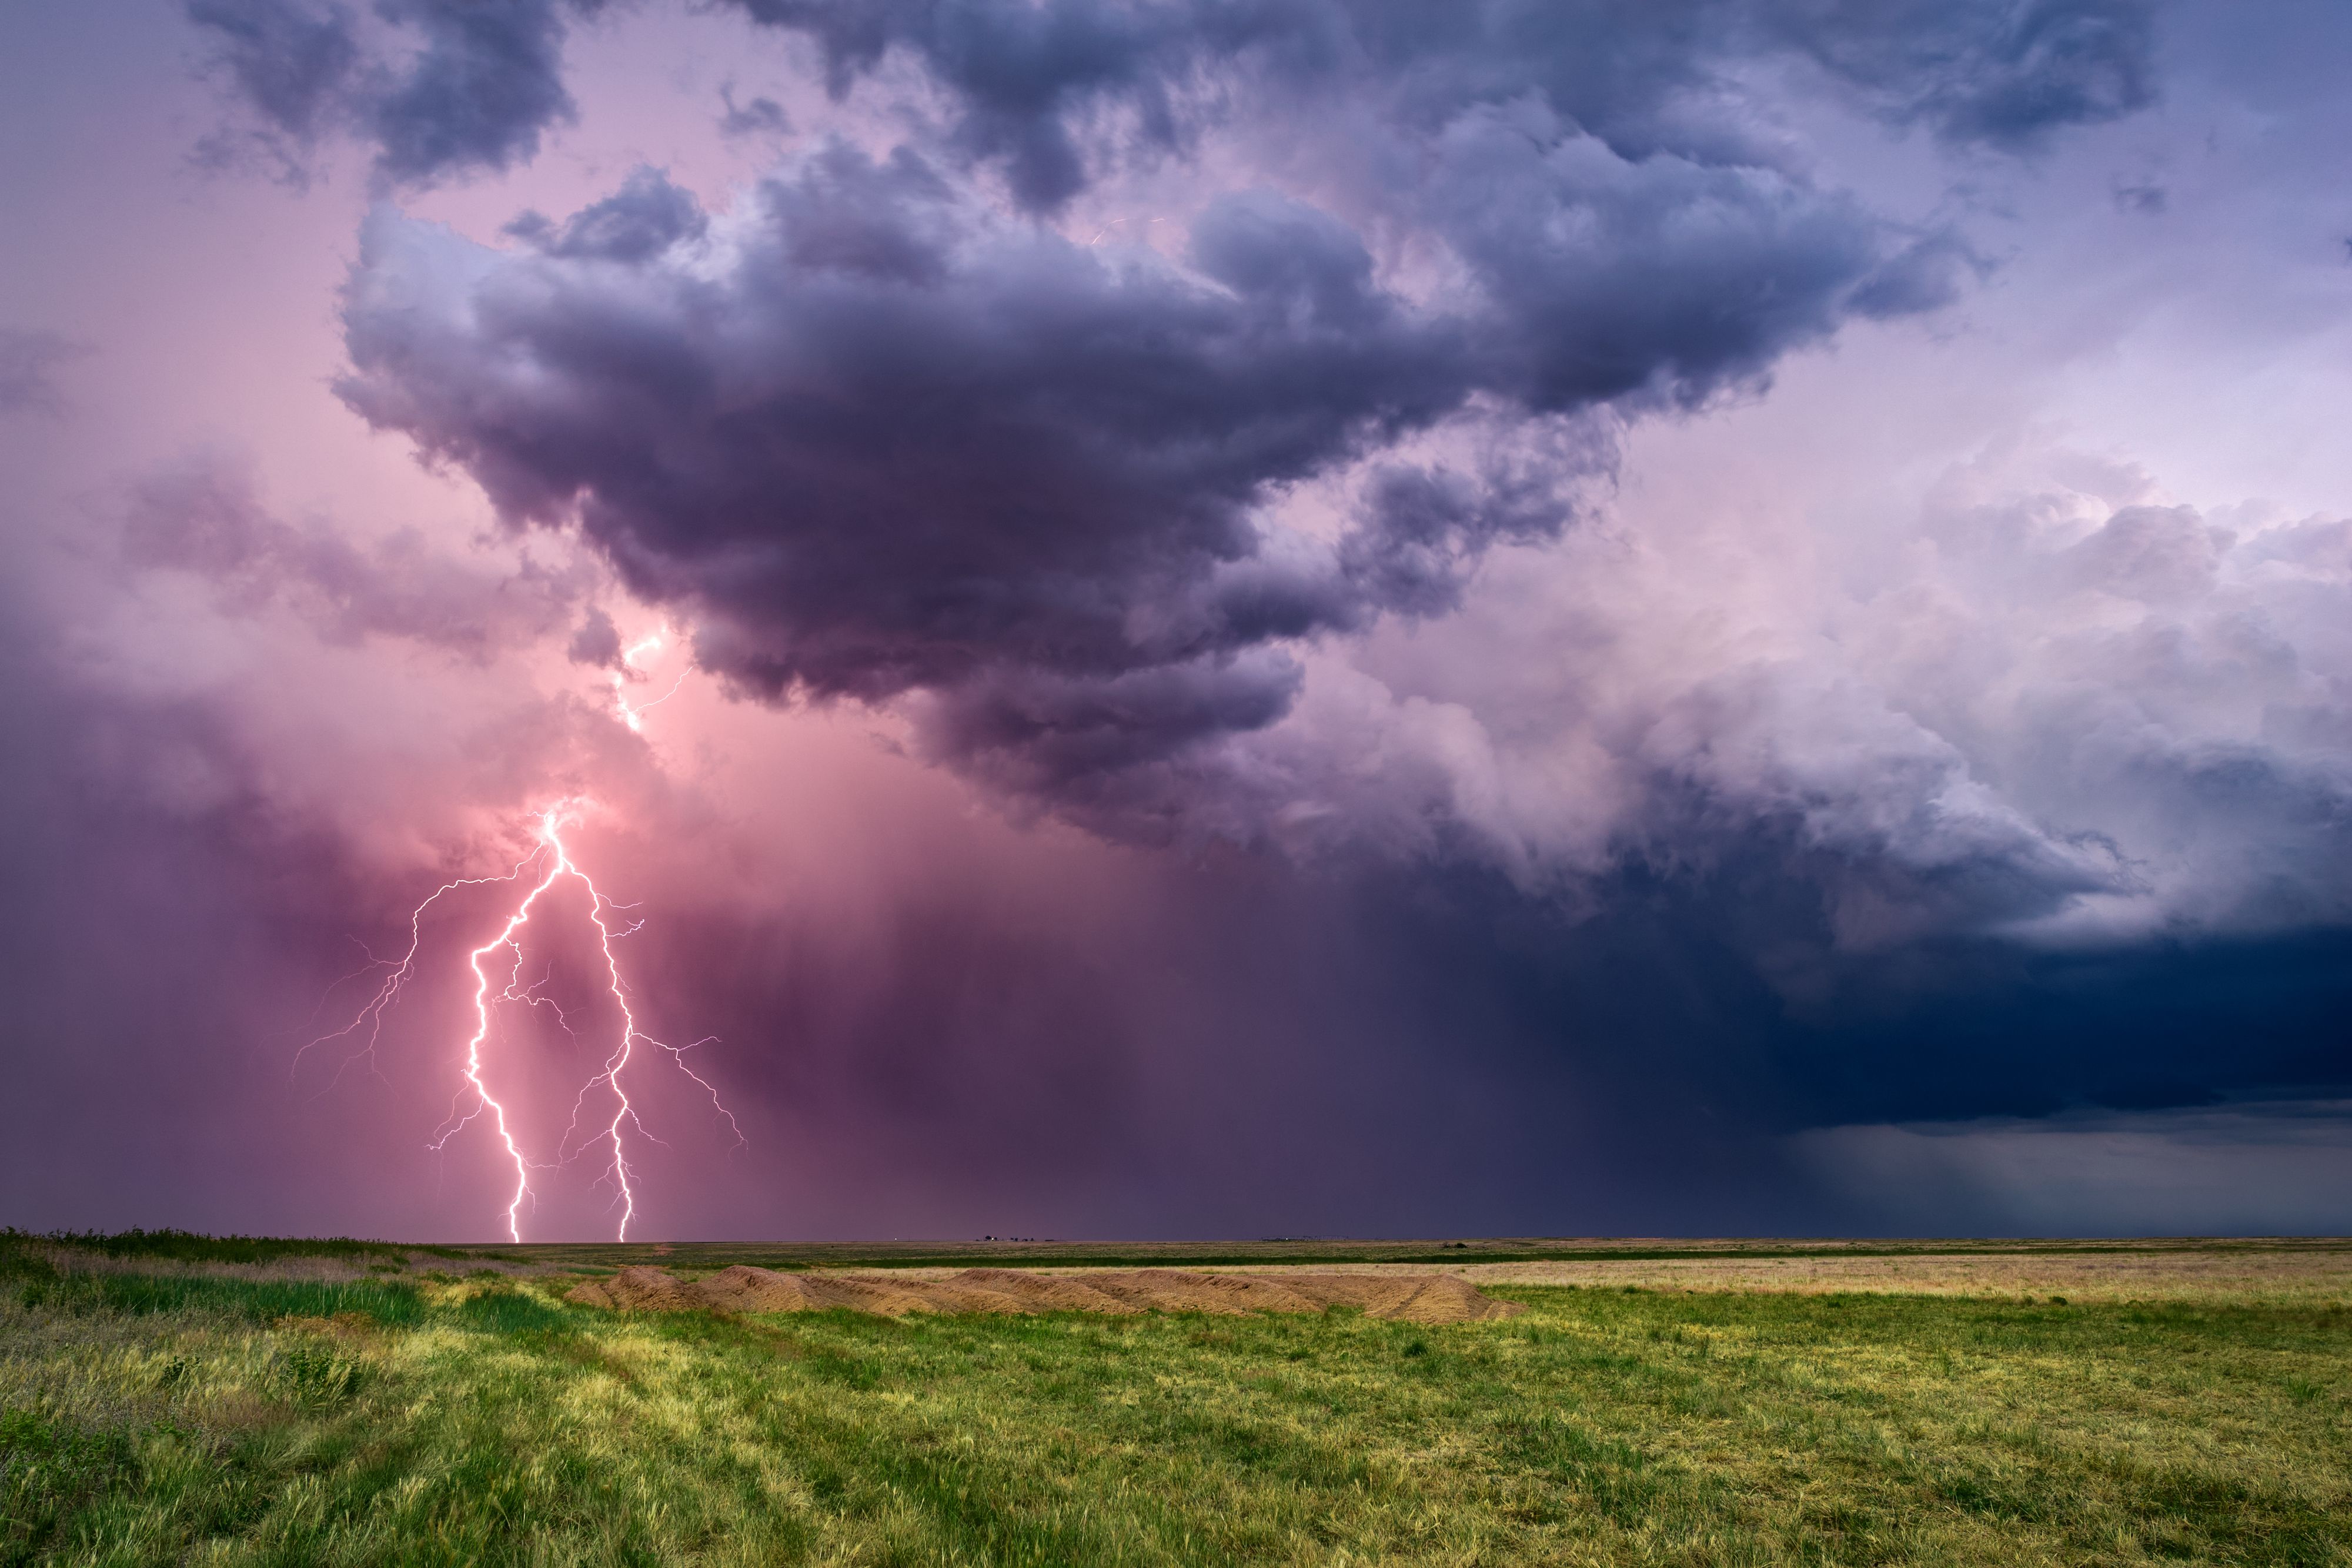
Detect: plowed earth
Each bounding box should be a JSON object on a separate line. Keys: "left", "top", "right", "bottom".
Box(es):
{"left": 568, "top": 1264, "right": 1522, "bottom": 1323}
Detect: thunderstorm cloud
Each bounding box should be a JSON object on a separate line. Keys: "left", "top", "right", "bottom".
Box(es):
{"left": 4, "top": 0, "right": 2348, "bottom": 1238}
{"left": 324, "top": 2, "right": 2030, "bottom": 836}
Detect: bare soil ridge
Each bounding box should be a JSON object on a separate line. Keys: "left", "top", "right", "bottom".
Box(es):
{"left": 568, "top": 1265, "right": 1524, "bottom": 1322}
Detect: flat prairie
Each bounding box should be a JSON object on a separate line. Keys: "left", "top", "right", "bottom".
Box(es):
{"left": 4, "top": 1232, "right": 2347, "bottom": 1565}
{"left": 1242, "top": 1247, "right": 2352, "bottom": 1302}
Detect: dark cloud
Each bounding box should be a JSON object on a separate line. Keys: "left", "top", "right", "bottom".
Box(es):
{"left": 186, "top": 0, "right": 362, "bottom": 179}
{"left": 182, "top": 0, "right": 2157, "bottom": 202}
{"left": 1780, "top": 927, "right": 2352, "bottom": 1129}
{"left": 343, "top": 156, "right": 1448, "bottom": 704}
{"left": 340, "top": 155, "right": 1474, "bottom": 803}
{"left": 505, "top": 165, "right": 709, "bottom": 262}
{"left": 1765, "top": 0, "right": 2155, "bottom": 152}
{"left": 726, "top": 0, "right": 1228, "bottom": 211}
{"left": 368, "top": 0, "right": 590, "bottom": 185}
{"left": 185, "top": 0, "right": 603, "bottom": 187}
{"left": 0, "top": 328, "right": 86, "bottom": 416}
{"left": 303, "top": 1, "right": 2150, "bottom": 842}
{"left": 338, "top": 121, "right": 1950, "bottom": 829}
{"left": 187, "top": 0, "right": 2153, "bottom": 849}
{"left": 724, "top": 0, "right": 2156, "bottom": 212}
{"left": 1341, "top": 426, "right": 1603, "bottom": 620}
{"left": 1415, "top": 105, "right": 1967, "bottom": 411}
{"left": 176, "top": 0, "right": 2160, "bottom": 852}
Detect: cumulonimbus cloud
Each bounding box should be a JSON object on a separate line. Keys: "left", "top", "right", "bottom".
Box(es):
{"left": 196, "top": 0, "right": 2232, "bottom": 958}
{"left": 330, "top": 1, "right": 2022, "bottom": 823}
{"left": 184, "top": 2, "right": 2152, "bottom": 854}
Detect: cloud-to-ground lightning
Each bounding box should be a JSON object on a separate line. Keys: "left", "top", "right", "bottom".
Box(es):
{"left": 309, "top": 800, "right": 743, "bottom": 1241}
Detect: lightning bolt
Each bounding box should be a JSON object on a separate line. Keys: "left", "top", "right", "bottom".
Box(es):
{"left": 612, "top": 631, "right": 687, "bottom": 733}
{"left": 311, "top": 800, "right": 744, "bottom": 1242}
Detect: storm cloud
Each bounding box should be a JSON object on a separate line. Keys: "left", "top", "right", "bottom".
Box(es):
{"left": 186, "top": 0, "right": 2166, "bottom": 870}
{"left": 333, "top": 15, "right": 2007, "bottom": 833}
{"left": 11, "top": 0, "right": 2350, "bottom": 1242}
{"left": 175, "top": 0, "right": 2341, "bottom": 976}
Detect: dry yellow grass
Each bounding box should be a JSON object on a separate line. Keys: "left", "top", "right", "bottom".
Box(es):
{"left": 1216, "top": 1248, "right": 2352, "bottom": 1302}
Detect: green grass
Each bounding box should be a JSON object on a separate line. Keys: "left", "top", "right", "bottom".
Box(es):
{"left": 2, "top": 1231, "right": 479, "bottom": 1271}
{"left": 0, "top": 1240, "right": 427, "bottom": 1328}
{"left": 2, "top": 1245, "right": 2347, "bottom": 1564}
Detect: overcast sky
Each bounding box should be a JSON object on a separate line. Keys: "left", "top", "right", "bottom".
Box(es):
{"left": 2, "top": 0, "right": 2347, "bottom": 1241}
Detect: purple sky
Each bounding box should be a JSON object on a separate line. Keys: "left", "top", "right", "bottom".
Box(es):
{"left": 3, "top": 0, "right": 2349, "bottom": 1241}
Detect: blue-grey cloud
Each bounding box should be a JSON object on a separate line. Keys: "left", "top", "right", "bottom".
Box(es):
{"left": 337, "top": 126, "right": 1950, "bottom": 819}
{"left": 1765, "top": 0, "right": 2154, "bottom": 153}
{"left": 183, "top": 0, "right": 2155, "bottom": 202}
{"left": 503, "top": 165, "right": 709, "bottom": 262}
{"left": 726, "top": 0, "right": 2154, "bottom": 211}
{"left": 186, "top": 0, "right": 604, "bottom": 187}
{"left": 184, "top": 0, "right": 2149, "bottom": 854}
{"left": 186, "top": 0, "right": 362, "bottom": 162}
{"left": 369, "top": 0, "right": 591, "bottom": 185}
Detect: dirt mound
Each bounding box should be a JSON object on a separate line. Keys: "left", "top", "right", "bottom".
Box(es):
{"left": 899, "top": 1276, "right": 1035, "bottom": 1315}
{"left": 1081, "top": 1269, "right": 1324, "bottom": 1315}
{"left": 568, "top": 1266, "right": 1021, "bottom": 1316}
{"left": 570, "top": 1265, "right": 702, "bottom": 1311}
{"left": 797, "top": 1273, "right": 964, "bottom": 1315}
{"left": 1064, "top": 1269, "right": 1520, "bottom": 1321}
{"left": 1274, "top": 1272, "right": 1523, "bottom": 1323}
{"left": 566, "top": 1265, "right": 1520, "bottom": 1323}
{"left": 1394, "top": 1275, "right": 1523, "bottom": 1323}
{"left": 689, "top": 1265, "right": 824, "bottom": 1311}
{"left": 947, "top": 1268, "right": 1142, "bottom": 1315}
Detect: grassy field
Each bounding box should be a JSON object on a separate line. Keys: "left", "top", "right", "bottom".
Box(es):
{"left": 3, "top": 1233, "right": 2347, "bottom": 1566}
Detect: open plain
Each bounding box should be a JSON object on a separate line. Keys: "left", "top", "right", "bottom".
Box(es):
{"left": 4, "top": 1232, "right": 2348, "bottom": 1565}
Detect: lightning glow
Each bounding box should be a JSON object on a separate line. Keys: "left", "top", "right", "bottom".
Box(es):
{"left": 309, "top": 800, "right": 743, "bottom": 1242}
{"left": 611, "top": 631, "right": 687, "bottom": 733}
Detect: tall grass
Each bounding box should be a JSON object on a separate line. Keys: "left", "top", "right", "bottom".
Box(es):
{"left": 0, "top": 1238, "right": 426, "bottom": 1326}
{"left": 1, "top": 1229, "right": 476, "bottom": 1269}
